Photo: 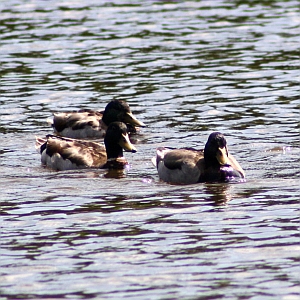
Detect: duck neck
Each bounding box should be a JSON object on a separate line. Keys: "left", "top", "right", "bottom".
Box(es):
{"left": 204, "top": 148, "right": 220, "bottom": 168}
{"left": 105, "top": 143, "right": 124, "bottom": 160}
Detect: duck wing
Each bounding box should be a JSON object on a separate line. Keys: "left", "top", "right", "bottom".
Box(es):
{"left": 52, "top": 110, "right": 106, "bottom": 138}
{"left": 155, "top": 147, "right": 204, "bottom": 184}
{"left": 38, "top": 135, "right": 106, "bottom": 170}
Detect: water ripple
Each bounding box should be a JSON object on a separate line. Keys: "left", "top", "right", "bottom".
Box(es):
{"left": 1, "top": 1, "right": 300, "bottom": 299}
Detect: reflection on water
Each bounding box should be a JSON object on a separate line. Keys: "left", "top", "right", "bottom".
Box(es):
{"left": 1, "top": 0, "right": 300, "bottom": 299}
{"left": 204, "top": 184, "right": 234, "bottom": 205}
{"left": 103, "top": 168, "right": 127, "bottom": 179}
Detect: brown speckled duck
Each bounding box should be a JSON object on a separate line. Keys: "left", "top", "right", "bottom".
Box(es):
{"left": 50, "top": 100, "right": 145, "bottom": 139}
{"left": 36, "top": 122, "right": 137, "bottom": 171}
{"left": 152, "top": 132, "right": 245, "bottom": 184}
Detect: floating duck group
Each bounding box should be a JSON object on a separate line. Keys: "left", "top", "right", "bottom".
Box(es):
{"left": 36, "top": 100, "right": 245, "bottom": 184}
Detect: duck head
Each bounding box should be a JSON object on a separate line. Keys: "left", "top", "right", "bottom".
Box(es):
{"left": 204, "top": 132, "right": 229, "bottom": 167}
{"left": 104, "top": 121, "right": 137, "bottom": 160}
{"left": 102, "top": 100, "right": 145, "bottom": 128}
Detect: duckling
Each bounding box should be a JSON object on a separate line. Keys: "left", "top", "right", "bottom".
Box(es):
{"left": 50, "top": 100, "right": 145, "bottom": 139}
{"left": 152, "top": 132, "right": 245, "bottom": 184}
{"left": 36, "top": 122, "right": 137, "bottom": 171}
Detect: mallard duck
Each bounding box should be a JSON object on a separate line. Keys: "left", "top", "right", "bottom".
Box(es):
{"left": 36, "top": 122, "right": 137, "bottom": 171}
{"left": 50, "top": 100, "right": 145, "bottom": 139}
{"left": 152, "top": 132, "right": 245, "bottom": 184}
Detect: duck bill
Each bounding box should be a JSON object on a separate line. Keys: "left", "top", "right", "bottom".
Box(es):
{"left": 216, "top": 146, "right": 229, "bottom": 165}
{"left": 119, "top": 133, "right": 137, "bottom": 153}
{"left": 123, "top": 112, "right": 146, "bottom": 127}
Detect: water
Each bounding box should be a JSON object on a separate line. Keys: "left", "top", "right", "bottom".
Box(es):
{"left": 1, "top": 1, "right": 299, "bottom": 299}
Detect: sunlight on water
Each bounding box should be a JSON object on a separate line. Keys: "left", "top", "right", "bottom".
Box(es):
{"left": 0, "top": 0, "right": 299, "bottom": 299}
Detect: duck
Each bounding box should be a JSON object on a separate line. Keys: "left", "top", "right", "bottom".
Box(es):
{"left": 50, "top": 100, "right": 145, "bottom": 139}
{"left": 152, "top": 132, "right": 245, "bottom": 184}
{"left": 36, "top": 122, "right": 137, "bottom": 171}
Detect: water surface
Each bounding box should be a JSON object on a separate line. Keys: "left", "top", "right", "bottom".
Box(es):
{"left": 1, "top": 1, "right": 299, "bottom": 299}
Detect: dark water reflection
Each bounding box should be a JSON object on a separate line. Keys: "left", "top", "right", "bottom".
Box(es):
{"left": 1, "top": 1, "right": 300, "bottom": 299}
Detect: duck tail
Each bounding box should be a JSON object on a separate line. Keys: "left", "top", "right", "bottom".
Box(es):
{"left": 46, "top": 117, "right": 54, "bottom": 126}
{"left": 35, "top": 136, "right": 47, "bottom": 153}
{"left": 152, "top": 147, "right": 169, "bottom": 168}
{"left": 151, "top": 156, "right": 156, "bottom": 167}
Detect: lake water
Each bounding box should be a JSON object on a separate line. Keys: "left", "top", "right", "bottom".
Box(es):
{"left": 1, "top": 1, "right": 299, "bottom": 299}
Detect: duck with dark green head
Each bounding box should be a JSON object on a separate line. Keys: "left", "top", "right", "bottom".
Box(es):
{"left": 36, "top": 122, "right": 137, "bottom": 171}
{"left": 152, "top": 132, "right": 245, "bottom": 184}
{"left": 50, "top": 100, "right": 145, "bottom": 139}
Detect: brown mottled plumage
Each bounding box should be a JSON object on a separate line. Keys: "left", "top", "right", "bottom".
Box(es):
{"left": 50, "top": 100, "right": 145, "bottom": 139}
{"left": 36, "top": 122, "right": 137, "bottom": 171}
